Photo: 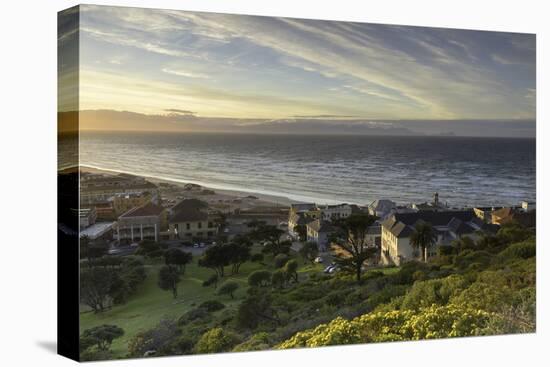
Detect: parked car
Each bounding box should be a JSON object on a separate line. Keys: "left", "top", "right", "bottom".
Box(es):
{"left": 314, "top": 256, "right": 324, "bottom": 264}
{"left": 193, "top": 243, "right": 199, "bottom": 248}
{"left": 323, "top": 265, "right": 334, "bottom": 273}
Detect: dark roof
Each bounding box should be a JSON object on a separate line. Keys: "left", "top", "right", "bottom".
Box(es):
{"left": 308, "top": 220, "right": 335, "bottom": 233}
{"left": 291, "top": 203, "right": 317, "bottom": 212}
{"left": 366, "top": 225, "right": 381, "bottom": 235}
{"left": 120, "top": 203, "right": 164, "bottom": 218}
{"left": 170, "top": 199, "right": 209, "bottom": 223}
{"left": 382, "top": 210, "right": 477, "bottom": 238}
{"left": 393, "top": 210, "right": 475, "bottom": 227}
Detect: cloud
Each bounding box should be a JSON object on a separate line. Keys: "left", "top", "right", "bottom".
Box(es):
{"left": 162, "top": 68, "right": 210, "bottom": 79}
{"left": 77, "top": 5, "right": 536, "bottom": 121}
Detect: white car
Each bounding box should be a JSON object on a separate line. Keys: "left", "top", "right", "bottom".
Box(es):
{"left": 314, "top": 257, "right": 324, "bottom": 264}
{"left": 193, "top": 243, "right": 199, "bottom": 248}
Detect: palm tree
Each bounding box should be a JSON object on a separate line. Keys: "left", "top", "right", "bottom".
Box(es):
{"left": 410, "top": 222, "right": 438, "bottom": 262}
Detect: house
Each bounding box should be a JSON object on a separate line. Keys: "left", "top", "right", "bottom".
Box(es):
{"left": 411, "top": 192, "right": 448, "bottom": 212}
{"left": 76, "top": 207, "right": 97, "bottom": 229}
{"left": 491, "top": 207, "right": 536, "bottom": 228}
{"left": 80, "top": 173, "right": 160, "bottom": 207}
{"left": 116, "top": 203, "right": 166, "bottom": 243}
{"left": 474, "top": 206, "right": 503, "bottom": 223}
{"left": 365, "top": 225, "right": 382, "bottom": 248}
{"left": 169, "top": 199, "right": 217, "bottom": 240}
{"left": 521, "top": 201, "right": 536, "bottom": 212}
{"left": 306, "top": 219, "right": 336, "bottom": 251}
{"left": 112, "top": 191, "right": 153, "bottom": 216}
{"left": 288, "top": 203, "right": 320, "bottom": 238}
{"left": 319, "top": 203, "right": 353, "bottom": 221}
{"left": 367, "top": 199, "right": 396, "bottom": 219}
{"left": 380, "top": 210, "right": 497, "bottom": 265}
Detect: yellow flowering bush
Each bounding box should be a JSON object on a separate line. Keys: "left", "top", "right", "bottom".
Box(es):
{"left": 278, "top": 304, "right": 492, "bottom": 349}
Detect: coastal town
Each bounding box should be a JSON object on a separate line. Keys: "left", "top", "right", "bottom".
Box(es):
{"left": 76, "top": 168, "right": 536, "bottom": 268}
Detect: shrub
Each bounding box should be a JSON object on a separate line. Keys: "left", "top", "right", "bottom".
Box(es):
{"left": 217, "top": 281, "right": 240, "bottom": 299}
{"left": 251, "top": 253, "right": 264, "bottom": 262}
{"left": 277, "top": 304, "right": 493, "bottom": 349}
{"left": 195, "top": 328, "right": 241, "bottom": 353}
{"left": 233, "top": 332, "right": 271, "bottom": 352}
{"left": 199, "top": 300, "right": 226, "bottom": 312}
{"left": 274, "top": 254, "right": 290, "bottom": 268}
{"left": 248, "top": 270, "right": 272, "bottom": 287}
{"left": 497, "top": 240, "right": 536, "bottom": 262}
{"left": 178, "top": 307, "right": 209, "bottom": 325}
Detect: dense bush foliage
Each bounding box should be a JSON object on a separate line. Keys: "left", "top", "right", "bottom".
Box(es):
{"left": 278, "top": 304, "right": 493, "bottom": 348}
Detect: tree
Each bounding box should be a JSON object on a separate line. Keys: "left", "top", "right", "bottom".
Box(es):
{"left": 263, "top": 239, "right": 292, "bottom": 256}
{"left": 127, "top": 319, "right": 179, "bottom": 357}
{"left": 237, "top": 290, "right": 281, "bottom": 329}
{"left": 248, "top": 270, "right": 272, "bottom": 287}
{"left": 217, "top": 280, "right": 239, "bottom": 299}
{"left": 299, "top": 242, "right": 319, "bottom": 263}
{"left": 295, "top": 224, "right": 307, "bottom": 242}
{"left": 135, "top": 240, "right": 163, "bottom": 258}
{"left": 274, "top": 253, "right": 290, "bottom": 268}
{"left": 80, "top": 325, "right": 124, "bottom": 351}
{"left": 284, "top": 259, "right": 299, "bottom": 283}
{"left": 164, "top": 248, "right": 193, "bottom": 274}
{"left": 158, "top": 265, "right": 181, "bottom": 299}
{"left": 227, "top": 242, "right": 251, "bottom": 274}
{"left": 250, "top": 224, "right": 287, "bottom": 254}
{"left": 331, "top": 214, "right": 378, "bottom": 283}
{"left": 410, "top": 222, "right": 438, "bottom": 262}
{"left": 195, "top": 327, "right": 240, "bottom": 354}
{"left": 271, "top": 269, "right": 287, "bottom": 289}
{"left": 251, "top": 253, "right": 264, "bottom": 263}
{"left": 80, "top": 267, "right": 120, "bottom": 313}
{"left": 198, "top": 244, "right": 232, "bottom": 277}
{"left": 452, "top": 236, "right": 475, "bottom": 252}
{"left": 202, "top": 273, "right": 219, "bottom": 289}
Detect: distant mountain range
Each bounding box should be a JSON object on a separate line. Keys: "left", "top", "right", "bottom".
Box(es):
{"left": 60, "top": 109, "right": 535, "bottom": 138}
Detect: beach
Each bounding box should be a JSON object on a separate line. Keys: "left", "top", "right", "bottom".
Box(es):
{"left": 80, "top": 165, "right": 296, "bottom": 211}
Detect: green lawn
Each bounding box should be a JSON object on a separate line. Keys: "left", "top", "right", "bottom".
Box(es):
{"left": 80, "top": 247, "right": 322, "bottom": 358}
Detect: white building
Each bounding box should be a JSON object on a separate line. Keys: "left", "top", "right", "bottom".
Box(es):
{"left": 380, "top": 210, "right": 498, "bottom": 265}
{"left": 319, "top": 204, "right": 353, "bottom": 221}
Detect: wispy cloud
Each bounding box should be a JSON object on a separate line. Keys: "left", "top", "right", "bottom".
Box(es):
{"left": 76, "top": 5, "right": 536, "bottom": 121}
{"left": 162, "top": 68, "right": 210, "bottom": 79}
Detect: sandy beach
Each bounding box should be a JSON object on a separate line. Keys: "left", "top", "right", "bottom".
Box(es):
{"left": 80, "top": 165, "right": 296, "bottom": 211}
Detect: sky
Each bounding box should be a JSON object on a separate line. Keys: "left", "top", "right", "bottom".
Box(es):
{"left": 59, "top": 5, "right": 536, "bottom": 136}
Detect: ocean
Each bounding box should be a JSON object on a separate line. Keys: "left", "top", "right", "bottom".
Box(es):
{"left": 76, "top": 132, "right": 536, "bottom": 208}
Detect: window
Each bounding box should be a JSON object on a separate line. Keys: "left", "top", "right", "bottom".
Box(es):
{"left": 208, "top": 221, "right": 213, "bottom": 228}
{"left": 198, "top": 222, "right": 202, "bottom": 229}
{"left": 186, "top": 223, "right": 190, "bottom": 230}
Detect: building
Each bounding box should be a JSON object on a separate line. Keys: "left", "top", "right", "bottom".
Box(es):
{"left": 367, "top": 199, "right": 396, "bottom": 219}
{"left": 113, "top": 191, "right": 153, "bottom": 216}
{"left": 319, "top": 204, "right": 353, "bottom": 221}
{"left": 306, "top": 219, "right": 335, "bottom": 251}
{"left": 288, "top": 203, "right": 320, "bottom": 238}
{"left": 491, "top": 207, "right": 536, "bottom": 228}
{"left": 380, "top": 210, "right": 498, "bottom": 265}
{"left": 76, "top": 207, "right": 97, "bottom": 229}
{"left": 169, "top": 199, "right": 217, "bottom": 240}
{"left": 473, "top": 206, "right": 503, "bottom": 223}
{"left": 521, "top": 201, "right": 536, "bottom": 212}
{"left": 80, "top": 222, "right": 115, "bottom": 242}
{"left": 411, "top": 192, "right": 449, "bottom": 212}
{"left": 365, "top": 225, "right": 382, "bottom": 248}
{"left": 116, "top": 203, "right": 166, "bottom": 243}
{"left": 80, "top": 173, "right": 160, "bottom": 207}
